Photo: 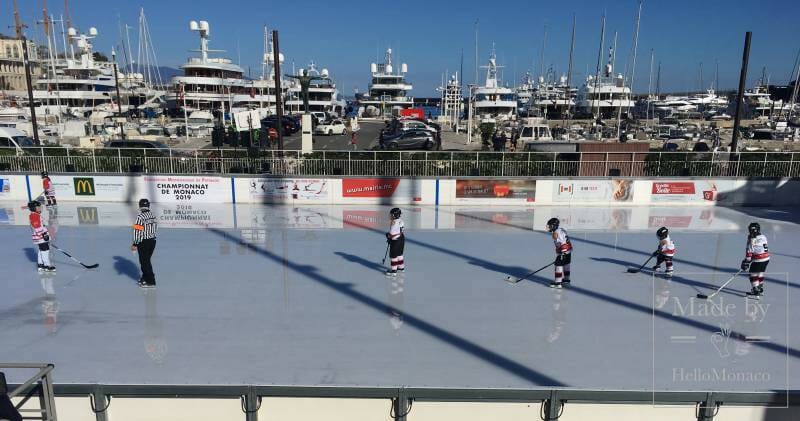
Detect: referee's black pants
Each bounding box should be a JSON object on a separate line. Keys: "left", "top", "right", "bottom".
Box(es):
{"left": 138, "top": 238, "right": 157, "bottom": 285}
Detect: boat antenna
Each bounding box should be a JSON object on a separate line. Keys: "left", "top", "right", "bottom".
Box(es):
{"left": 563, "top": 13, "right": 576, "bottom": 130}
{"left": 539, "top": 24, "right": 547, "bottom": 80}
{"left": 593, "top": 14, "right": 606, "bottom": 120}
{"left": 474, "top": 19, "right": 479, "bottom": 86}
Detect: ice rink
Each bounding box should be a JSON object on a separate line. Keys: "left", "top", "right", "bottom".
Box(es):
{"left": 1, "top": 202, "right": 798, "bottom": 392}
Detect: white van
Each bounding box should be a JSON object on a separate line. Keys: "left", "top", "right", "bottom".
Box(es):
{"left": 0, "top": 127, "right": 36, "bottom": 155}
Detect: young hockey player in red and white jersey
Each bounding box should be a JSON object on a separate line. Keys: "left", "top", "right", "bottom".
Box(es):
{"left": 652, "top": 226, "right": 676, "bottom": 277}
{"left": 41, "top": 171, "right": 56, "bottom": 207}
{"left": 385, "top": 207, "right": 405, "bottom": 276}
{"left": 547, "top": 218, "right": 572, "bottom": 288}
{"left": 28, "top": 201, "right": 55, "bottom": 272}
{"left": 741, "top": 222, "right": 769, "bottom": 298}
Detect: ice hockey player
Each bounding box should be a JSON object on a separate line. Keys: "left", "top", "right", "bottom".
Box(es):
{"left": 652, "top": 227, "right": 676, "bottom": 277}
{"left": 132, "top": 198, "right": 158, "bottom": 288}
{"left": 28, "top": 201, "right": 55, "bottom": 272}
{"left": 547, "top": 217, "right": 572, "bottom": 288}
{"left": 741, "top": 222, "right": 769, "bottom": 298}
{"left": 385, "top": 207, "right": 405, "bottom": 276}
{"left": 41, "top": 171, "right": 56, "bottom": 207}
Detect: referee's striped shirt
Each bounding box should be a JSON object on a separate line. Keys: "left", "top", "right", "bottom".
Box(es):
{"left": 133, "top": 208, "right": 158, "bottom": 244}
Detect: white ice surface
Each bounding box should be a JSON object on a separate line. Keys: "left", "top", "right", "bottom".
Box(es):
{"left": 0, "top": 202, "right": 798, "bottom": 391}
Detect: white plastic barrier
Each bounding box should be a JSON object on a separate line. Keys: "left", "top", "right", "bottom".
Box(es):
{"left": 8, "top": 173, "right": 800, "bottom": 207}
{"left": 0, "top": 174, "right": 30, "bottom": 201}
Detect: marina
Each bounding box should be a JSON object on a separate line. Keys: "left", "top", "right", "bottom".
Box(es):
{"left": 0, "top": 2, "right": 799, "bottom": 152}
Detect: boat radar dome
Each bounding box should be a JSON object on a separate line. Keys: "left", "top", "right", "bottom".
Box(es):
{"left": 560, "top": 75, "right": 567, "bottom": 84}
{"left": 370, "top": 63, "right": 377, "bottom": 73}
{"left": 67, "top": 27, "right": 77, "bottom": 37}
{"left": 199, "top": 21, "right": 210, "bottom": 33}
{"left": 401, "top": 63, "right": 408, "bottom": 73}
{"left": 189, "top": 20, "right": 199, "bottom": 30}
{"left": 321, "top": 68, "right": 329, "bottom": 77}
{"left": 89, "top": 27, "right": 98, "bottom": 36}
{"left": 539, "top": 76, "right": 545, "bottom": 83}
{"left": 386, "top": 64, "right": 393, "bottom": 73}
{"left": 387, "top": 48, "right": 392, "bottom": 55}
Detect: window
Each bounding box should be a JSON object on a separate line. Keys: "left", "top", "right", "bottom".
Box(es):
{"left": 0, "top": 138, "right": 10, "bottom": 147}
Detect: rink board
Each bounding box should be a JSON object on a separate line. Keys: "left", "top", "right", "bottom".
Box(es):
{"left": 9, "top": 173, "right": 800, "bottom": 207}
{"left": 0, "top": 203, "right": 798, "bottom": 392}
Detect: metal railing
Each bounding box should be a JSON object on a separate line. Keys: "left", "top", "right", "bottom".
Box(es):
{"left": 1, "top": 147, "right": 798, "bottom": 178}
{"left": 6, "top": 382, "right": 797, "bottom": 421}
{"left": 2, "top": 363, "right": 57, "bottom": 421}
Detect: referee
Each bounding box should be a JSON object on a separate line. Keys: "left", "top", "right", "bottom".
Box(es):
{"left": 131, "top": 198, "right": 158, "bottom": 288}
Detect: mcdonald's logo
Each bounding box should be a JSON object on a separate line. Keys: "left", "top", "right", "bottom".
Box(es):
{"left": 73, "top": 177, "right": 95, "bottom": 196}
{"left": 77, "top": 207, "right": 98, "bottom": 225}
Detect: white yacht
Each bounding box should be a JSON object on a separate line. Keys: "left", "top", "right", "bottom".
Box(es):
{"left": 530, "top": 72, "right": 576, "bottom": 118}
{"left": 515, "top": 72, "right": 535, "bottom": 113}
{"left": 735, "top": 84, "right": 790, "bottom": 118}
{"left": 167, "top": 21, "right": 276, "bottom": 116}
{"left": 472, "top": 50, "right": 516, "bottom": 122}
{"left": 576, "top": 48, "right": 634, "bottom": 119}
{"left": 285, "top": 62, "right": 346, "bottom": 116}
{"left": 32, "top": 27, "right": 118, "bottom": 117}
{"left": 358, "top": 48, "right": 413, "bottom": 118}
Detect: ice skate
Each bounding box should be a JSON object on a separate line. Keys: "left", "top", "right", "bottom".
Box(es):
{"left": 385, "top": 269, "right": 397, "bottom": 277}
{"left": 549, "top": 281, "right": 563, "bottom": 289}
{"left": 44, "top": 265, "right": 56, "bottom": 272}
{"left": 746, "top": 287, "right": 762, "bottom": 299}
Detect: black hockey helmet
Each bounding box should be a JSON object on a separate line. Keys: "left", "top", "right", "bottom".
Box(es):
{"left": 138, "top": 198, "right": 150, "bottom": 209}
{"left": 657, "top": 226, "right": 669, "bottom": 239}
{"left": 27, "top": 200, "right": 41, "bottom": 212}
{"left": 546, "top": 217, "right": 560, "bottom": 232}
{"left": 748, "top": 222, "right": 761, "bottom": 237}
{"left": 390, "top": 207, "right": 401, "bottom": 218}
{"left": 41, "top": 171, "right": 48, "bottom": 178}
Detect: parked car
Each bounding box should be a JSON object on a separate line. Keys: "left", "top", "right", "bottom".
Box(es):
{"left": 314, "top": 119, "right": 348, "bottom": 135}
{"left": 0, "top": 127, "right": 36, "bottom": 155}
{"left": 380, "top": 129, "right": 439, "bottom": 150}
{"left": 105, "top": 139, "right": 170, "bottom": 149}
{"left": 310, "top": 111, "right": 328, "bottom": 125}
{"left": 262, "top": 115, "right": 299, "bottom": 134}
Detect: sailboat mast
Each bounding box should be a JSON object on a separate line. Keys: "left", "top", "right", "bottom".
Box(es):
{"left": 563, "top": 14, "right": 576, "bottom": 130}
{"left": 593, "top": 14, "right": 606, "bottom": 120}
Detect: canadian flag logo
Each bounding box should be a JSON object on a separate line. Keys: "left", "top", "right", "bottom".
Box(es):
{"left": 558, "top": 184, "right": 574, "bottom": 195}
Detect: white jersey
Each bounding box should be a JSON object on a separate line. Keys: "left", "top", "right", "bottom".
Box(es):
{"left": 658, "top": 235, "right": 676, "bottom": 256}
{"left": 552, "top": 227, "right": 572, "bottom": 254}
{"left": 745, "top": 234, "right": 769, "bottom": 262}
{"left": 389, "top": 218, "right": 404, "bottom": 240}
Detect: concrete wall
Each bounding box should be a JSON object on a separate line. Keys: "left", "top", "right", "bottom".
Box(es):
{"left": 33, "top": 396, "right": 798, "bottom": 421}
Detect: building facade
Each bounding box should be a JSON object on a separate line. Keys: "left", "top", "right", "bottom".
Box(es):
{"left": 0, "top": 35, "right": 40, "bottom": 92}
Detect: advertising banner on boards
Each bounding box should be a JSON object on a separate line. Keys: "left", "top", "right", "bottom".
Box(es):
{"left": 143, "top": 176, "right": 230, "bottom": 203}
{"left": 454, "top": 179, "right": 536, "bottom": 202}
{"left": 552, "top": 180, "right": 633, "bottom": 203}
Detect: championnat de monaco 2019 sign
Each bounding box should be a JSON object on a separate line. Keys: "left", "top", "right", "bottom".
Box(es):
{"left": 143, "top": 176, "right": 230, "bottom": 203}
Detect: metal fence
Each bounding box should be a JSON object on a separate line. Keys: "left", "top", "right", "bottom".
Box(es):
{"left": 1, "top": 147, "right": 799, "bottom": 177}
{"left": 5, "top": 382, "right": 797, "bottom": 421}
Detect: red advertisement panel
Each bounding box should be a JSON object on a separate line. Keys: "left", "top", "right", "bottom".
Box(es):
{"left": 652, "top": 182, "right": 696, "bottom": 195}
{"left": 343, "top": 178, "right": 402, "bottom": 198}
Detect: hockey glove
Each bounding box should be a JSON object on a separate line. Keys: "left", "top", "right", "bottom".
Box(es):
{"left": 740, "top": 260, "right": 750, "bottom": 271}
{"left": 43, "top": 233, "right": 50, "bottom": 242}
{"left": 652, "top": 250, "right": 659, "bottom": 257}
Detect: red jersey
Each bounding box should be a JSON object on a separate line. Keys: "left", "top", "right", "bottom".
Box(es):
{"left": 29, "top": 212, "right": 49, "bottom": 244}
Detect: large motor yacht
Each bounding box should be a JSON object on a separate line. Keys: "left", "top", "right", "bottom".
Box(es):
{"left": 357, "top": 48, "right": 413, "bottom": 118}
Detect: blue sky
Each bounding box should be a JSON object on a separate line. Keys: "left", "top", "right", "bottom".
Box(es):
{"left": 6, "top": 0, "right": 800, "bottom": 96}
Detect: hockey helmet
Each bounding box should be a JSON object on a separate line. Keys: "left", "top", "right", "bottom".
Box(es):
{"left": 748, "top": 222, "right": 760, "bottom": 237}
{"left": 546, "top": 217, "right": 560, "bottom": 232}
{"left": 138, "top": 198, "right": 151, "bottom": 209}
{"left": 27, "top": 200, "right": 41, "bottom": 212}
{"left": 657, "top": 226, "right": 669, "bottom": 239}
{"left": 41, "top": 171, "right": 48, "bottom": 178}
{"left": 390, "top": 207, "right": 401, "bottom": 218}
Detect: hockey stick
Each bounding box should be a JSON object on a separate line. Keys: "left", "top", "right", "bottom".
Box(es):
{"left": 381, "top": 242, "right": 390, "bottom": 266}
{"left": 20, "top": 191, "right": 46, "bottom": 209}
{"left": 50, "top": 244, "right": 99, "bottom": 269}
{"left": 504, "top": 261, "right": 555, "bottom": 284}
{"left": 627, "top": 253, "right": 657, "bottom": 273}
{"left": 696, "top": 270, "right": 742, "bottom": 300}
